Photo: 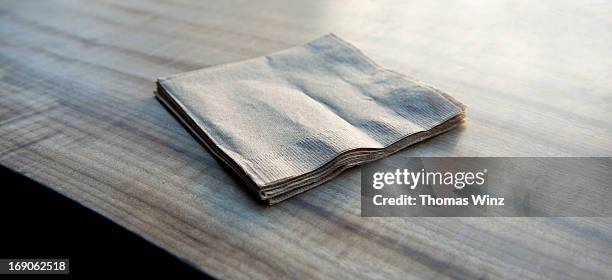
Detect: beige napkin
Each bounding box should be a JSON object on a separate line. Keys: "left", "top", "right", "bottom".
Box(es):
{"left": 156, "top": 34, "right": 466, "bottom": 204}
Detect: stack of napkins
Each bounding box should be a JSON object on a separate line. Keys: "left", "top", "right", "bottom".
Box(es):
{"left": 156, "top": 34, "right": 466, "bottom": 204}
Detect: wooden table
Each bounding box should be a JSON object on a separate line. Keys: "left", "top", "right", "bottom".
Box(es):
{"left": 1, "top": 0, "right": 610, "bottom": 278}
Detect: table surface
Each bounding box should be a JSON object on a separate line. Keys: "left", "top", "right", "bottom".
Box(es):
{"left": 1, "top": 0, "right": 611, "bottom": 279}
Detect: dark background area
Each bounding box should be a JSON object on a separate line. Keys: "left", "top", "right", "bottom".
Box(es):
{"left": 0, "top": 165, "right": 213, "bottom": 279}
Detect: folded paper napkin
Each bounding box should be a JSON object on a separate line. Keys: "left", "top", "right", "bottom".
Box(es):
{"left": 156, "top": 34, "right": 466, "bottom": 204}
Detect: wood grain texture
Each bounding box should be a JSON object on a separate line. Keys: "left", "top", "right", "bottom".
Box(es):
{"left": 0, "top": 0, "right": 610, "bottom": 279}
